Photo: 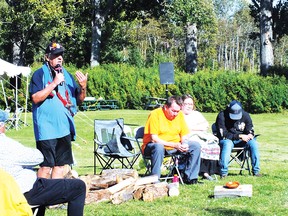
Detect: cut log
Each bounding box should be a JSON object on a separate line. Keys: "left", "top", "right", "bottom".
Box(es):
{"left": 214, "top": 184, "right": 253, "bottom": 198}
{"left": 90, "top": 183, "right": 110, "bottom": 190}
{"left": 101, "top": 169, "right": 139, "bottom": 180}
{"left": 107, "top": 177, "right": 136, "bottom": 195}
{"left": 111, "top": 185, "right": 135, "bottom": 204}
{"left": 85, "top": 189, "right": 111, "bottom": 204}
{"left": 80, "top": 169, "right": 181, "bottom": 205}
{"left": 79, "top": 175, "right": 95, "bottom": 197}
{"left": 63, "top": 164, "right": 72, "bottom": 178}
{"left": 134, "top": 175, "right": 159, "bottom": 186}
{"left": 79, "top": 174, "right": 100, "bottom": 187}
{"left": 142, "top": 182, "right": 168, "bottom": 202}
{"left": 133, "top": 186, "right": 145, "bottom": 200}
{"left": 90, "top": 177, "right": 117, "bottom": 190}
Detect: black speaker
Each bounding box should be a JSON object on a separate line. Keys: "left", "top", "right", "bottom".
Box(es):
{"left": 159, "top": 62, "right": 174, "bottom": 84}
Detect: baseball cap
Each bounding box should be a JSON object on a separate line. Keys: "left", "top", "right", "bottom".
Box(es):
{"left": 228, "top": 100, "right": 242, "bottom": 120}
{"left": 0, "top": 109, "right": 8, "bottom": 122}
{"left": 45, "top": 42, "right": 64, "bottom": 55}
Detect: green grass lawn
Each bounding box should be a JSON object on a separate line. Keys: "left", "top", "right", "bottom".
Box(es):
{"left": 7, "top": 110, "right": 288, "bottom": 216}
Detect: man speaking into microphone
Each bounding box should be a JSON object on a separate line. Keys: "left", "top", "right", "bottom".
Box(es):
{"left": 29, "top": 41, "right": 88, "bottom": 179}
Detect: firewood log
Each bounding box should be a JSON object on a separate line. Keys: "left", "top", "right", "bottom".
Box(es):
{"left": 101, "top": 169, "right": 138, "bottom": 180}
{"left": 107, "top": 177, "right": 136, "bottom": 195}
{"left": 134, "top": 175, "right": 158, "bottom": 186}
{"left": 133, "top": 186, "right": 145, "bottom": 200}
{"left": 85, "top": 189, "right": 111, "bottom": 204}
{"left": 111, "top": 185, "right": 135, "bottom": 204}
{"left": 142, "top": 182, "right": 168, "bottom": 202}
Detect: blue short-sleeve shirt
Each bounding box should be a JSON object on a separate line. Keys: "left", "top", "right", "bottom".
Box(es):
{"left": 29, "top": 63, "right": 79, "bottom": 141}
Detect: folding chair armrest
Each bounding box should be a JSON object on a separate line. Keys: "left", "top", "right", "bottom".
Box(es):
{"left": 94, "top": 139, "right": 107, "bottom": 146}
{"left": 121, "top": 136, "right": 136, "bottom": 142}
{"left": 121, "top": 136, "right": 139, "bottom": 151}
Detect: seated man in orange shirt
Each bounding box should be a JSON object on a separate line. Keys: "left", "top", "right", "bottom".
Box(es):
{"left": 142, "top": 95, "right": 202, "bottom": 184}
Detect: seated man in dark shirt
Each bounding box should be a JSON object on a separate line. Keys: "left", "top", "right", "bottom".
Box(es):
{"left": 215, "top": 100, "right": 261, "bottom": 178}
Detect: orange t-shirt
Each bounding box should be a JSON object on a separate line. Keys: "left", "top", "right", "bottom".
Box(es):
{"left": 142, "top": 107, "right": 189, "bottom": 152}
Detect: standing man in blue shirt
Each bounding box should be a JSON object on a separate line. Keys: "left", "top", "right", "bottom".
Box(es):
{"left": 29, "top": 41, "right": 88, "bottom": 179}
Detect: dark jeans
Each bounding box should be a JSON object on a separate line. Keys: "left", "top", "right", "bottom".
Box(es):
{"left": 24, "top": 178, "right": 86, "bottom": 216}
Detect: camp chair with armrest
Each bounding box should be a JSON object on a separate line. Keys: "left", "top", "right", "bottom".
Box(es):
{"left": 211, "top": 123, "right": 251, "bottom": 175}
{"left": 134, "top": 126, "right": 184, "bottom": 184}
{"left": 5, "top": 107, "right": 27, "bottom": 130}
{"left": 93, "top": 118, "right": 140, "bottom": 174}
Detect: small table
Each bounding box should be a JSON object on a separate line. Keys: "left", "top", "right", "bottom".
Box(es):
{"left": 79, "top": 98, "right": 119, "bottom": 111}
{"left": 96, "top": 99, "right": 119, "bottom": 110}
{"left": 144, "top": 97, "right": 167, "bottom": 110}
{"left": 79, "top": 97, "right": 97, "bottom": 111}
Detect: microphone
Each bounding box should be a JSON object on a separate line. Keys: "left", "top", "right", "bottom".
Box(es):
{"left": 54, "top": 64, "right": 64, "bottom": 86}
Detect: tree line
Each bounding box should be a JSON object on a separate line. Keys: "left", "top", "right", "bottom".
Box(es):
{"left": 0, "top": 0, "right": 288, "bottom": 76}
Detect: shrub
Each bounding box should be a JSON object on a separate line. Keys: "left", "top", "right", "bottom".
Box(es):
{"left": 11, "top": 63, "right": 288, "bottom": 113}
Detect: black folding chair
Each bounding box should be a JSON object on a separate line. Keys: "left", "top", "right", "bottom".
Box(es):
{"left": 212, "top": 123, "right": 251, "bottom": 175}
{"left": 134, "top": 126, "right": 184, "bottom": 184}
{"left": 229, "top": 146, "right": 251, "bottom": 175}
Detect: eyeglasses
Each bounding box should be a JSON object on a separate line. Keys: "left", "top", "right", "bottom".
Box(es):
{"left": 183, "top": 103, "right": 193, "bottom": 106}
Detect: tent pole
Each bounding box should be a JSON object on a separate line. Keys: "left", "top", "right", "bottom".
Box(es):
{"left": 24, "top": 75, "right": 29, "bottom": 126}
{"left": 0, "top": 79, "right": 8, "bottom": 107}
{"left": 15, "top": 75, "right": 18, "bottom": 130}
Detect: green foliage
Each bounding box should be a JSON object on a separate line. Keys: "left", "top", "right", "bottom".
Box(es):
{"left": 57, "top": 64, "right": 288, "bottom": 113}
{"left": 4, "top": 63, "right": 287, "bottom": 114}
{"left": 182, "top": 70, "right": 288, "bottom": 113}
{"left": 266, "top": 65, "right": 288, "bottom": 79}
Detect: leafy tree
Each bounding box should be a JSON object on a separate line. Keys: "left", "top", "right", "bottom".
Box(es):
{"left": 249, "top": 0, "right": 288, "bottom": 75}
{"left": 0, "top": 0, "right": 91, "bottom": 67}
{"left": 163, "top": 0, "right": 217, "bottom": 73}
{"left": 90, "top": 0, "right": 164, "bottom": 67}
{"left": 213, "top": 0, "right": 259, "bottom": 72}
{"left": 259, "top": 0, "right": 274, "bottom": 75}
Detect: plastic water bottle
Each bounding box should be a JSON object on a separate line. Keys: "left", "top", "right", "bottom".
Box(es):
{"left": 168, "top": 183, "right": 180, "bottom": 197}
{"left": 172, "top": 174, "right": 179, "bottom": 187}
{"left": 169, "top": 175, "right": 180, "bottom": 197}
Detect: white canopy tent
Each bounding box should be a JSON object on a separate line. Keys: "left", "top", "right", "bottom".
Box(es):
{"left": 0, "top": 58, "right": 31, "bottom": 129}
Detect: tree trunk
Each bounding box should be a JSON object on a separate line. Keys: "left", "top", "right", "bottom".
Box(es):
{"left": 185, "top": 23, "right": 197, "bottom": 73}
{"left": 260, "top": 0, "right": 274, "bottom": 76}
{"left": 224, "top": 43, "right": 228, "bottom": 70}
{"left": 90, "top": 0, "right": 102, "bottom": 68}
{"left": 235, "top": 33, "right": 239, "bottom": 71}
{"left": 13, "top": 42, "right": 22, "bottom": 65}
